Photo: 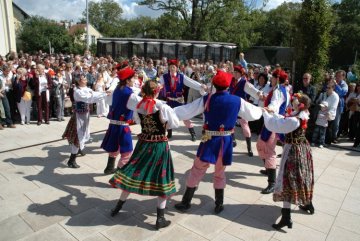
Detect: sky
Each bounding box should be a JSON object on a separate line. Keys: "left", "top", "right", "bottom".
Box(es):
{"left": 13, "top": 0, "right": 336, "bottom": 22}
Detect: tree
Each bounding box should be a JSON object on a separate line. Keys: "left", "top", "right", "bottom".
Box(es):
{"left": 294, "top": 0, "right": 334, "bottom": 84}
{"left": 256, "top": 2, "right": 301, "bottom": 47}
{"left": 330, "top": 0, "right": 360, "bottom": 68}
{"left": 138, "top": 0, "right": 249, "bottom": 41}
{"left": 17, "top": 16, "right": 73, "bottom": 53}
{"left": 82, "top": 0, "right": 124, "bottom": 37}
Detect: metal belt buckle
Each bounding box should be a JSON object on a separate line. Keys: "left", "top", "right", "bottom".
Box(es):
{"left": 201, "top": 133, "right": 212, "bottom": 143}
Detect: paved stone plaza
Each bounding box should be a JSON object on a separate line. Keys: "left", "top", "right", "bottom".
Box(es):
{"left": 0, "top": 116, "right": 360, "bottom": 241}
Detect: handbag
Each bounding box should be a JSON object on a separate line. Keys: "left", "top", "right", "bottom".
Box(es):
{"left": 64, "top": 97, "right": 72, "bottom": 108}
{"left": 22, "top": 91, "right": 32, "bottom": 101}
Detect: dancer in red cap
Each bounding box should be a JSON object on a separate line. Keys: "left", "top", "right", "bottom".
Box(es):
{"left": 229, "top": 65, "right": 264, "bottom": 156}
{"left": 173, "top": 70, "right": 262, "bottom": 214}
{"left": 101, "top": 67, "right": 142, "bottom": 174}
{"left": 256, "top": 69, "right": 290, "bottom": 194}
{"left": 160, "top": 59, "right": 207, "bottom": 141}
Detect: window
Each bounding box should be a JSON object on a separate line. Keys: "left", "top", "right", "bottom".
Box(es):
{"left": 91, "top": 35, "right": 96, "bottom": 44}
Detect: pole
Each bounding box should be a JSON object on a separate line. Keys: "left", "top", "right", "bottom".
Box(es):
{"left": 86, "top": 0, "right": 89, "bottom": 50}
{"left": 49, "top": 41, "right": 51, "bottom": 54}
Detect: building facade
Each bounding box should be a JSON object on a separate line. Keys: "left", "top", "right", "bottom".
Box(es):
{"left": 68, "top": 24, "right": 103, "bottom": 46}
{"left": 0, "top": 0, "right": 16, "bottom": 56}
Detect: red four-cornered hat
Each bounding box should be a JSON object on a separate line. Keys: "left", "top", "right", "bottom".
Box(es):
{"left": 233, "top": 65, "right": 245, "bottom": 74}
{"left": 117, "top": 67, "right": 135, "bottom": 81}
{"left": 168, "top": 59, "right": 178, "bottom": 66}
{"left": 212, "top": 70, "right": 232, "bottom": 88}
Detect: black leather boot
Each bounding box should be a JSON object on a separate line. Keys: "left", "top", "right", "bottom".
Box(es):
{"left": 261, "top": 168, "right": 276, "bottom": 194}
{"left": 259, "top": 159, "right": 267, "bottom": 175}
{"left": 245, "top": 137, "right": 253, "bottom": 157}
{"left": 174, "top": 187, "right": 196, "bottom": 212}
{"left": 167, "top": 129, "right": 172, "bottom": 138}
{"left": 232, "top": 133, "right": 237, "bottom": 147}
{"left": 155, "top": 208, "right": 171, "bottom": 230}
{"left": 214, "top": 189, "right": 224, "bottom": 214}
{"left": 77, "top": 149, "right": 86, "bottom": 156}
{"left": 189, "top": 128, "right": 196, "bottom": 142}
{"left": 67, "top": 154, "right": 80, "bottom": 168}
{"left": 299, "top": 201, "right": 315, "bottom": 214}
{"left": 272, "top": 208, "right": 293, "bottom": 230}
{"left": 104, "top": 156, "right": 116, "bottom": 174}
{"left": 111, "top": 199, "right": 125, "bottom": 217}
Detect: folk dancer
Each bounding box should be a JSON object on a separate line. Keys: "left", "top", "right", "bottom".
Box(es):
{"left": 262, "top": 93, "right": 314, "bottom": 230}
{"left": 229, "top": 65, "right": 264, "bottom": 156}
{"left": 109, "top": 80, "right": 180, "bottom": 230}
{"left": 256, "top": 69, "right": 290, "bottom": 194}
{"left": 160, "top": 59, "right": 207, "bottom": 141}
{"left": 62, "top": 73, "right": 108, "bottom": 168}
{"left": 173, "top": 71, "right": 262, "bottom": 214}
{"left": 101, "top": 68, "right": 139, "bottom": 174}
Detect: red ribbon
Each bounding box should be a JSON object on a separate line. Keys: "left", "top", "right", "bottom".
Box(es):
{"left": 136, "top": 97, "right": 156, "bottom": 114}
{"left": 171, "top": 74, "right": 178, "bottom": 92}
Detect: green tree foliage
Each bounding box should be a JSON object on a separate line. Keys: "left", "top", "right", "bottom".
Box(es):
{"left": 294, "top": 0, "right": 334, "bottom": 84}
{"left": 18, "top": 16, "right": 73, "bottom": 53}
{"left": 330, "top": 0, "right": 360, "bottom": 68}
{"left": 256, "top": 2, "right": 301, "bottom": 46}
{"left": 138, "top": 0, "right": 245, "bottom": 41}
{"left": 122, "top": 16, "right": 158, "bottom": 38}
{"left": 82, "top": 0, "right": 124, "bottom": 37}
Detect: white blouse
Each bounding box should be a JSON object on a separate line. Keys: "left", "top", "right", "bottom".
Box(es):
{"left": 263, "top": 111, "right": 309, "bottom": 134}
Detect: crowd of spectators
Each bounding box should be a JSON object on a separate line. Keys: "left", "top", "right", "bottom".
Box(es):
{"left": 0, "top": 50, "right": 359, "bottom": 149}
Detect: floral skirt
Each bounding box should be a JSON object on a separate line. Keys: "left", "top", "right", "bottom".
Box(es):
{"left": 273, "top": 142, "right": 314, "bottom": 205}
{"left": 62, "top": 113, "right": 79, "bottom": 147}
{"left": 109, "top": 140, "right": 176, "bottom": 197}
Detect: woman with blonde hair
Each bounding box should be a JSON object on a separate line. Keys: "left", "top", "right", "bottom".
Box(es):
{"left": 14, "top": 67, "right": 32, "bottom": 124}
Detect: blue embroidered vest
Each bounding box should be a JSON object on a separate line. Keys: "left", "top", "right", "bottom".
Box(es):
{"left": 163, "top": 72, "right": 184, "bottom": 108}
{"left": 229, "top": 77, "right": 247, "bottom": 99}
{"left": 197, "top": 91, "right": 240, "bottom": 166}
{"left": 107, "top": 86, "right": 134, "bottom": 121}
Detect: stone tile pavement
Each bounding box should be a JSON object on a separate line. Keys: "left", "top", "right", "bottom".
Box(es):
{"left": 0, "top": 116, "right": 359, "bottom": 241}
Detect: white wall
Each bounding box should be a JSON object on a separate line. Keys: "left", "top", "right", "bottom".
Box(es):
{"left": 0, "top": 0, "right": 16, "bottom": 56}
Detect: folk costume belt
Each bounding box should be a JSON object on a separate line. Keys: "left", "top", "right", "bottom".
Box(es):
{"left": 201, "top": 129, "right": 234, "bottom": 143}
{"left": 109, "top": 120, "right": 130, "bottom": 126}
{"left": 167, "top": 96, "right": 185, "bottom": 104}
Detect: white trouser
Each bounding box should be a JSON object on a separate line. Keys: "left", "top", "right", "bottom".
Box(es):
{"left": 17, "top": 99, "right": 32, "bottom": 123}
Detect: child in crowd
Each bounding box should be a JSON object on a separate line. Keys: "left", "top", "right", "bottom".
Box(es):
{"left": 311, "top": 101, "right": 329, "bottom": 148}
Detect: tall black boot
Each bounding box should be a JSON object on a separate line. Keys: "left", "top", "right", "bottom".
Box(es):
{"left": 174, "top": 187, "right": 196, "bottom": 212}
{"left": 111, "top": 199, "right": 125, "bottom": 217}
{"left": 67, "top": 153, "right": 80, "bottom": 168}
{"left": 214, "top": 189, "right": 224, "bottom": 214}
{"left": 259, "top": 159, "right": 267, "bottom": 175}
{"left": 299, "top": 201, "right": 315, "bottom": 214}
{"left": 155, "top": 208, "right": 171, "bottom": 230}
{"left": 167, "top": 129, "right": 172, "bottom": 139}
{"left": 189, "top": 128, "right": 196, "bottom": 142}
{"left": 104, "top": 156, "right": 116, "bottom": 174}
{"left": 232, "top": 133, "right": 237, "bottom": 147}
{"left": 77, "top": 149, "right": 86, "bottom": 156}
{"left": 245, "top": 137, "right": 253, "bottom": 157}
{"left": 272, "top": 208, "right": 293, "bottom": 230}
{"left": 261, "top": 168, "right": 276, "bottom": 194}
